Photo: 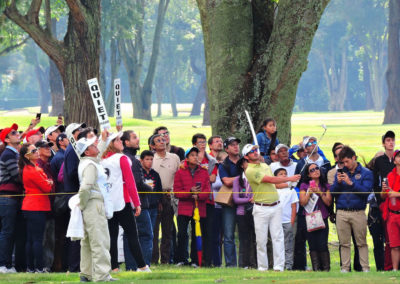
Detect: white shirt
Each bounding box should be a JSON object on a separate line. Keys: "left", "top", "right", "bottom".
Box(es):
{"left": 277, "top": 187, "right": 299, "bottom": 224}
{"left": 270, "top": 160, "right": 297, "bottom": 177}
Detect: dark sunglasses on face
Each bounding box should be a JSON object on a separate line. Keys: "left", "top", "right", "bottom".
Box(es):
{"left": 160, "top": 131, "right": 169, "bottom": 137}
{"left": 28, "top": 148, "right": 38, "bottom": 154}
{"left": 248, "top": 149, "right": 257, "bottom": 154}
{"left": 309, "top": 166, "right": 320, "bottom": 173}
{"left": 306, "top": 141, "right": 317, "bottom": 147}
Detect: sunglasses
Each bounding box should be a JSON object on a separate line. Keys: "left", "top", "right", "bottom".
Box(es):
{"left": 248, "top": 149, "right": 257, "bottom": 154}
{"left": 27, "top": 148, "right": 38, "bottom": 155}
{"left": 306, "top": 141, "right": 317, "bottom": 147}
{"left": 309, "top": 166, "right": 320, "bottom": 173}
{"left": 160, "top": 131, "right": 170, "bottom": 137}
{"left": 154, "top": 138, "right": 166, "bottom": 143}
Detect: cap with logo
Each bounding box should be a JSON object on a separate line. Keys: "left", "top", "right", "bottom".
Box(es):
{"left": 242, "top": 144, "right": 259, "bottom": 156}
{"left": 45, "top": 125, "right": 66, "bottom": 141}
{"left": 76, "top": 136, "right": 97, "bottom": 156}
{"left": 223, "top": 137, "right": 241, "bottom": 148}
{"left": 25, "top": 127, "right": 45, "bottom": 142}
{"left": 66, "top": 123, "right": 87, "bottom": 140}
{"left": 0, "top": 123, "right": 18, "bottom": 143}
{"left": 185, "top": 147, "right": 199, "bottom": 158}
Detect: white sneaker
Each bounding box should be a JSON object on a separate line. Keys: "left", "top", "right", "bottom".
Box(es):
{"left": 0, "top": 266, "right": 7, "bottom": 274}
{"left": 136, "top": 265, "right": 151, "bottom": 272}
{"left": 341, "top": 269, "right": 349, "bottom": 273}
{"left": 362, "top": 269, "right": 370, "bottom": 273}
{"left": 6, "top": 267, "right": 16, "bottom": 273}
{"left": 257, "top": 267, "right": 268, "bottom": 272}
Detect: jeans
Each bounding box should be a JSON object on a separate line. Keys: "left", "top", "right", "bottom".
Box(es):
{"left": 202, "top": 203, "right": 215, "bottom": 267}
{"left": 368, "top": 206, "right": 385, "bottom": 271}
{"left": 149, "top": 208, "right": 158, "bottom": 231}
{"left": 282, "top": 222, "right": 295, "bottom": 270}
{"left": 0, "top": 197, "right": 18, "bottom": 268}
{"left": 307, "top": 218, "right": 329, "bottom": 252}
{"left": 222, "top": 206, "right": 237, "bottom": 267}
{"left": 212, "top": 208, "right": 223, "bottom": 267}
{"left": 24, "top": 211, "right": 47, "bottom": 270}
{"left": 124, "top": 209, "right": 153, "bottom": 270}
{"left": 293, "top": 212, "right": 307, "bottom": 270}
{"left": 108, "top": 203, "right": 146, "bottom": 270}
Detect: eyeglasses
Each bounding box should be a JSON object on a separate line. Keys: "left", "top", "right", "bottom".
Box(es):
{"left": 309, "top": 166, "right": 320, "bottom": 173}
{"left": 306, "top": 141, "right": 317, "bottom": 147}
{"left": 154, "top": 138, "right": 166, "bottom": 143}
{"left": 27, "top": 148, "right": 38, "bottom": 155}
{"left": 160, "top": 131, "right": 169, "bottom": 137}
{"left": 197, "top": 141, "right": 206, "bottom": 145}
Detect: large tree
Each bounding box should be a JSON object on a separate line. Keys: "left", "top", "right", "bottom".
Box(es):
{"left": 3, "top": 0, "right": 101, "bottom": 127}
{"left": 384, "top": 0, "right": 400, "bottom": 124}
{"left": 197, "top": 0, "right": 330, "bottom": 145}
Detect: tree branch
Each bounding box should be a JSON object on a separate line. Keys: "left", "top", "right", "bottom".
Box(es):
{"left": 65, "top": 0, "right": 86, "bottom": 28}
{"left": 44, "top": 0, "right": 51, "bottom": 34}
{"left": 0, "top": 36, "right": 29, "bottom": 56}
{"left": 27, "top": 0, "right": 43, "bottom": 25}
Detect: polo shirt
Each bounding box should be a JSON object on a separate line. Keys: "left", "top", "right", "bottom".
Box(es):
{"left": 219, "top": 157, "right": 240, "bottom": 179}
{"left": 245, "top": 162, "right": 279, "bottom": 204}
{"left": 153, "top": 152, "right": 180, "bottom": 191}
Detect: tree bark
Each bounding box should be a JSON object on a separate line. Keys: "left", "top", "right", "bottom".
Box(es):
{"left": 106, "top": 38, "right": 120, "bottom": 116}
{"left": 4, "top": 0, "right": 101, "bottom": 128}
{"left": 202, "top": 78, "right": 210, "bottom": 125}
{"left": 190, "top": 74, "right": 206, "bottom": 116}
{"left": 384, "top": 0, "right": 400, "bottom": 124}
{"left": 197, "top": 0, "right": 329, "bottom": 145}
{"left": 169, "top": 73, "right": 178, "bottom": 117}
{"left": 49, "top": 18, "right": 64, "bottom": 116}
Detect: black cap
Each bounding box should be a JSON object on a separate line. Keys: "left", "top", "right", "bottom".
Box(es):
{"left": 35, "top": 140, "right": 54, "bottom": 148}
{"left": 382, "top": 130, "right": 395, "bottom": 143}
{"left": 223, "top": 137, "right": 241, "bottom": 148}
{"left": 185, "top": 147, "right": 199, "bottom": 158}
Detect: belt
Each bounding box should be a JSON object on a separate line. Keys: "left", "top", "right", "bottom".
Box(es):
{"left": 338, "top": 208, "right": 364, "bottom": 212}
{"left": 255, "top": 201, "right": 280, "bottom": 207}
{"left": 389, "top": 209, "right": 400, "bottom": 215}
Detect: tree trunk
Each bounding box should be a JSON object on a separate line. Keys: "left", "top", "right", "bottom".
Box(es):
{"left": 106, "top": 38, "right": 120, "bottom": 116}
{"left": 384, "top": 0, "right": 400, "bottom": 124}
{"left": 4, "top": 0, "right": 102, "bottom": 128}
{"left": 100, "top": 38, "right": 106, "bottom": 100}
{"left": 190, "top": 74, "right": 206, "bottom": 116}
{"left": 49, "top": 19, "right": 64, "bottom": 116}
{"left": 31, "top": 44, "right": 50, "bottom": 114}
{"left": 202, "top": 78, "right": 210, "bottom": 125}
{"left": 169, "top": 73, "right": 178, "bottom": 117}
{"left": 197, "top": 0, "right": 329, "bottom": 145}
{"left": 155, "top": 75, "right": 163, "bottom": 117}
{"left": 363, "top": 56, "right": 374, "bottom": 110}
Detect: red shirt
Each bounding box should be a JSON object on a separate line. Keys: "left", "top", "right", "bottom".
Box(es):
{"left": 386, "top": 168, "right": 400, "bottom": 211}
{"left": 22, "top": 165, "right": 52, "bottom": 211}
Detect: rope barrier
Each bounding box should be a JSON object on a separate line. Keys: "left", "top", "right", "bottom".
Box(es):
{"left": 0, "top": 191, "right": 388, "bottom": 198}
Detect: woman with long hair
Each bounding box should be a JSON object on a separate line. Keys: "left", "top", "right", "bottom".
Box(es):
{"left": 19, "top": 143, "right": 53, "bottom": 273}
{"left": 232, "top": 157, "right": 257, "bottom": 268}
{"left": 299, "top": 163, "right": 332, "bottom": 271}
{"left": 101, "top": 132, "right": 150, "bottom": 272}
{"left": 256, "top": 118, "right": 279, "bottom": 164}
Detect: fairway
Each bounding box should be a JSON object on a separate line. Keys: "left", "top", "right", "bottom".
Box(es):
{"left": 0, "top": 107, "right": 399, "bottom": 283}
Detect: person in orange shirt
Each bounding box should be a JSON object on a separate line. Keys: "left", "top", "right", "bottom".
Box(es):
{"left": 18, "top": 143, "right": 53, "bottom": 273}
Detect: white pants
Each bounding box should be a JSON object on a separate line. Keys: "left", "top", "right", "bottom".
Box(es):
{"left": 252, "top": 203, "right": 285, "bottom": 271}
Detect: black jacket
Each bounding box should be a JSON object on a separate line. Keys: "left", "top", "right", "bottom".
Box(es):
{"left": 123, "top": 147, "right": 152, "bottom": 209}
{"left": 373, "top": 153, "right": 395, "bottom": 204}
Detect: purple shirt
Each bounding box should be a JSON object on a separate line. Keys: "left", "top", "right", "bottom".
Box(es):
{"left": 299, "top": 182, "right": 330, "bottom": 219}
{"left": 232, "top": 176, "right": 253, "bottom": 215}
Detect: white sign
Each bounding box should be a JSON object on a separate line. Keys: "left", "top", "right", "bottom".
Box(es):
{"left": 69, "top": 136, "right": 81, "bottom": 160}
{"left": 87, "top": 78, "right": 111, "bottom": 130}
{"left": 114, "top": 79, "right": 122, "bottom": 126}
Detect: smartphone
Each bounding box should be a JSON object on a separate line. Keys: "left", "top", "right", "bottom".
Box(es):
{"left": 309, "top": 180, "right": 316, "bottom": 188}
{"left": 36, "top": 113, "right": 41, "bottom": 120}
{"left": 337, "top": 169, "right": 344, "bottom": 174}
{"left": 195, "top": 182, "right": 201, "bottom": 188}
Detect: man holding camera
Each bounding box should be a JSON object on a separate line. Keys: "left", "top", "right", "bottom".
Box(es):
{"left": 331, "top": 146, "right": 372, "bottom": 273}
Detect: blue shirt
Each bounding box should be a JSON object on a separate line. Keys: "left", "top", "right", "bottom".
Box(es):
{"left": 256, "top": 131, "right": 279, "bottom": 161}
{"left": 219, "top": 157, "right": 240, "bottom": 179}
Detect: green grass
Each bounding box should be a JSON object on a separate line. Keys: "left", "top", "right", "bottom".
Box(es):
{"left": 1, "top": 107, "right": 400, "bottom": 282}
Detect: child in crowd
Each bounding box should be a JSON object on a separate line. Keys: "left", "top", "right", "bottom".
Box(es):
{"left": 256, "top": 118, "right": 279, "bottom": 163}
{"left": 274, "top": 168, "right": 298, "bottom": 270}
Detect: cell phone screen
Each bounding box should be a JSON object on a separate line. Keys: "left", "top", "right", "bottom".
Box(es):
{"left": 36, "top": 113, "right": 41, "bottom": 119}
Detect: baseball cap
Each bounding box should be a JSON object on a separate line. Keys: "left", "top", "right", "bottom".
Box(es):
{"left": 76, "top": 136, "right": 97, "bottom": 156}
{"left": 25, "top": 127, "right": 45, "bottom": 142}
{"left": 44, "top": 125, "right": 65, "bottom": 140}
{"left": 303, "top": 136, "right": 317, "bottom": 148}
{"left": 65, "top": 123, "right": 86, "bottom": 140}
{"left": 56, "top": 133, "right": 68, "bottom": 148}
{"left": 275, "top": 144, "right": 289, "bottom": 153}
{"left": 223, "top": 137, "right": 241, "bottom": 148}
{"left": 0, "top": 123, "right": 18, "bottom": 143}
{"left": 382, "top": 130, "right": 395, "bottom": 143}
{"left": 35, "top": 140, "right": 54, "bottom": 148}
{"left": 105, "top": 132, "right": 123, "bottom": 148}
{"left": 394, "top": 150, "right": 400, "bottom": 159}
{"left": 185, "top": 147, "right": 199, "bottom": 158}
{"left": 242, "top": 144, "right": 259, "bottom": 156}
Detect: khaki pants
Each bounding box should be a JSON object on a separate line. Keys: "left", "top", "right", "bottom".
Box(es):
{"left": 80, "top": 199, "right": 111, "bottom": 282}
{"left": 336, "top": 210, "right": 369, "bottom": 271}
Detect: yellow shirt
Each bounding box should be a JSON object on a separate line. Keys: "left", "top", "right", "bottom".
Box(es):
{"left": 245, "top": 163, "right": 279, "bottom": 204}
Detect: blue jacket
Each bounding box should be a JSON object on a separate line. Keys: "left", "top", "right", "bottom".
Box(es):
{"left": 50, "top": 148, "right": 65, "bottom": 193}
{"left": 256, "top": 131, "right": 279, "bottom": 161}
{"left": 63, "top": 143, "right": 80, "bottom": 193}
{"left": 330, "top": 163, "right": 373, "bottom": 210}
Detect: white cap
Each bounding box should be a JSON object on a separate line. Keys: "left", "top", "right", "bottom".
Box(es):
{"left": 45, "top": 125, "right": 65, "bottom": 140}
{"left": 275, "top": 144, "right": 289, "bottom": 153}
{"left": 66, "top": 123, "right": 86, "bottom": 140}
{"left": 106, "top": 132, "right": 123, "bottom": 148}
{"left": 75, "top": 136, "right": 97, "bottom": 156}
{"left": 303, "top": 136, "right": 317, "bottom": 148}
{"left": 242, "top": 144, "right": 259, "bottom": 156}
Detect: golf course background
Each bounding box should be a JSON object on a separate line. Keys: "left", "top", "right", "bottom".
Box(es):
{"left": 0, "top": 105, "right": 399, "bottom": 283}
